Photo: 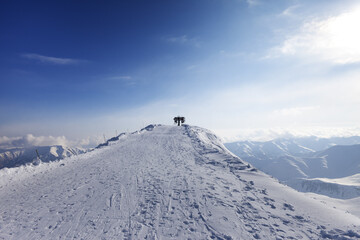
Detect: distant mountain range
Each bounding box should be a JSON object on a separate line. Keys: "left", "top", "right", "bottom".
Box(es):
{"left": 0, "top": 126, "right": 152, "bottom": 170}
{"left": 0, "top": 146, "right": 86, "bottom": 169}
{"left": 225, "top": 136, "right": 360, "bottom": 199}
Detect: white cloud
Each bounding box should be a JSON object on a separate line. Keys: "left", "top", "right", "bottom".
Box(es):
{"left": 0, "top": 134, "right": 67, "bottom": 148}
{"left": 0, "top": 136, "right": 12, "bottom": 145}
{"left": 214, "top": 127, "right": 360, "bottom": 142}
{"left": 273, "top": 5, "right": 360, "bottom": 64}
{"left": 0, "top": 134, "right": 100, "bottom": 149}
{"left": 22, "top": 53, "right": 82, "bottom": 65}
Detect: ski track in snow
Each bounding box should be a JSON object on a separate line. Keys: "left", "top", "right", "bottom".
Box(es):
{"left": 0, "top": 125, "right": 359, "bottom": 239}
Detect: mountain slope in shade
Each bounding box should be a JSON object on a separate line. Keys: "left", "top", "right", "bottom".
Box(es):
{"left": 309, "top": 145, "right": 360, "bottom": 178}
{"left": 0, "top": 125, "right": 359, "bottom": 239}
{"left": 0, "top": 146, "right": 86, "bottom": 169}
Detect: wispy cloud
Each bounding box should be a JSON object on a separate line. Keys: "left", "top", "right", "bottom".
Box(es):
{"left": 215, "top": 127, "right": 360, "bottom": 142}
{"left": 165, "top": 35, "right": 201, "bottom": 47}
{"left": 246, "top": 0, "right": 260, "bottom": 8}
{"left": 0, "top": 134, "right": 68, "bottom": 148}
{"left": 22, "top": 53, "right": 82, "bottom": 65}
{"left": 107, "top": 75, "right": 136, "bottom": 85}
{"left": 280, "top": 5, "right": 300, "bottom": 17}
{"left": 269, "top": 5, "right": 360, "bottom": 64}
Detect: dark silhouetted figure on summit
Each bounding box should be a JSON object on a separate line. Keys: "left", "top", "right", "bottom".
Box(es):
{"left": 174, "top": 116, "right": 185, "bottom": 126}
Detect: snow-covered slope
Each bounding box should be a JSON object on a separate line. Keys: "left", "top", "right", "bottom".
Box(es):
{"left": 225, "top": 139, "right": 360, "bottom": 199}
{"left": 0, "top": 146, "right": 86, "bottom": 169}
{"left": 315, "top": 173, "right": 360, "bottom": 186}
{"left": 0, "top": 125, "right": 359, "bottom": 239}
{"left": 287, "top": 174, "right": 360, "bottom": 199}
{"left": 304, "top": 192, "right": 360, "bottom": 220}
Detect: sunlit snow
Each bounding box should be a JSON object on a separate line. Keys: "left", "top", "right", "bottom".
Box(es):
{"left": 0, "top": 125, "right": 358, "bottom": 239}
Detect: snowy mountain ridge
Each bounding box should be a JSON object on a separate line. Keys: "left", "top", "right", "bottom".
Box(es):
{"left": 225, "top": 138, "right": 360, "bottom": 199}
{"left": 314, "top": 173, "right": 360, "bottom": 186}
{"left": 0, "top": 145, "right": 86, "bottom": 169}
{"left": 0, "top": 125, "right": 359, "bottom": 239}
{"left": 225, "top": 136, "right": 360, "bottom": 161}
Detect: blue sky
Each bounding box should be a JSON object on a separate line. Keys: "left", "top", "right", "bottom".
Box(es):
{"left": 1, "top": 0, "right": 360, "bottom": 147}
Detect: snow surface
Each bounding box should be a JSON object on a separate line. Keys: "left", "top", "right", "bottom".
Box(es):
{"left": 0, "top": 125, "right": 359, "bottom": 239}
{"left": 288, "top": 178, "right": 360, "bottom": 200}
{"left": 303, "top": 192, "right": 360, "bottom": 219}
{"left": 314, "top": 174, "right": 360, "bottom": 186}
{"left": 286, "top": 174, "right": 360, "bottom": 200}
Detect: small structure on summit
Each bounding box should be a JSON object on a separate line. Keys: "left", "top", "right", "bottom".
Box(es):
{"left": 174, "top": 116, "right": 185, "bottom": 126}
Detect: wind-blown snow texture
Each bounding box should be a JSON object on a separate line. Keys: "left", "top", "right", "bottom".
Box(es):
{"left": 0, "top": 125, "right": 359, "bottom": 239}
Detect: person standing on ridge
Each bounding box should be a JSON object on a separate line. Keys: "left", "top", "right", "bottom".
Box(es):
{"left": 174, "top": 116, "right": 185, "bottom": 126}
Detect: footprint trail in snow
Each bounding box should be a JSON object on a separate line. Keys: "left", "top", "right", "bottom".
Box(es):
{"left": 0, "top": 125, "right": 359, "bottom": 239}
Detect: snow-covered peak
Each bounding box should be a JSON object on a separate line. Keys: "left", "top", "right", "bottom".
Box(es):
{"left": 0, "top": 125, "right": 359, "bottom": 239}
